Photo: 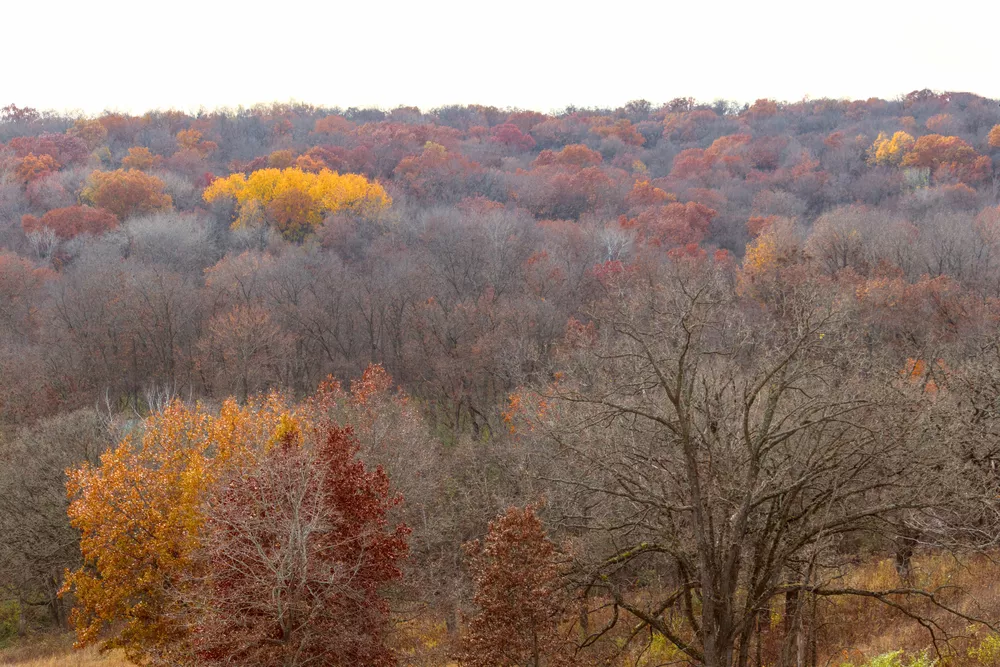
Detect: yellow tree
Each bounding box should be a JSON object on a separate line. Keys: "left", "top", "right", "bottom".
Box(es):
{"left": 866, "top": 131, "right": 915, "bottom": 166}
{"left": 203, "top": 167, "right": 391, "bottom": 241}
{"left": 61, "top": 395, "right": 300, "bottom": 663}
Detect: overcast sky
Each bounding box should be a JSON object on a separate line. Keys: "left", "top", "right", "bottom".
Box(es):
{"left": 6, "top": 0, "right": 998, "bottom": 115}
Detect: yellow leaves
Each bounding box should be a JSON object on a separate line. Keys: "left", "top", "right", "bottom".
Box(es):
{"left": 203, "top": 167, "right": 391, "bottom": 240}
{"left": 866, "top": 131, "right": 915, "bottom": 166}
{"left": 62, "top": 393, "right": 307, "bottom": 661}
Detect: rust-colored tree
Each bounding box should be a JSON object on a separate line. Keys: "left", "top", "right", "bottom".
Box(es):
{"left": 22, "top": 205, "right": 118, "bottom": 240}
{"left": 81, "top": 169, "right": 172, "bottom": 219}
{"left": 192, "top": 424, "right": 409, "bottom": 667}
{"left": 460, "top": 506, "right": 573, "bottom": 667}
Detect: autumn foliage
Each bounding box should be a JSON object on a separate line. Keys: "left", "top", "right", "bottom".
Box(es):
{"left": 461, "top": 506, "right": 572, "bottom": 667}
{"left": 62, "top": 385, "right": 408, "bottom": 665}
{"left": 81, "top": 169, "right": 173, "bottom": 219}
{"left": 203, "top": 167, "right": 391, "bottom": 240}
{"left": 22, "top": 205, "right": 118, "bottom": 240}
{"left": 193, "top": 425, "right": 408, "bottom": 666}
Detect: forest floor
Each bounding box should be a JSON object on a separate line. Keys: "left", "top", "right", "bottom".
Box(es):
{"left": 0, "top": 634, "right": 126, "bottom": 666}
{"left": 2, "top": 554, "right": 999, "bottom": 666}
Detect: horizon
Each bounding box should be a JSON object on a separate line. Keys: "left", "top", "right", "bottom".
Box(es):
{"left": 8, "top": 88, "right": 999, "bottom": 119}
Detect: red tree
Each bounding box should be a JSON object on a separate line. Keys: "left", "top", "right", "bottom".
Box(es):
{"left": 491, "top": 123, "right": 537, "bottom": 151}
{"left": 193, "top": 425, "right": 409, "bottom": 667}
{"left": 22, "top": 205, "right": 119, "bottom": 240}
{"left": 461, "top": 506, "right": 573, "bottom": 667}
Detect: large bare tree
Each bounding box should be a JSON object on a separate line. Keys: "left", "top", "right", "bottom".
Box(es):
{"left": 528, "top": 257, "right": 994, "bottom": 667}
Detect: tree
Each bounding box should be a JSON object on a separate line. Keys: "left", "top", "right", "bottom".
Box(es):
{"left": 203, "top": 167, "right": 391, "bottom": 241}
{"left": 8, "top": 133, "right": 89, "bottom": 166}
{"left": 0, "top": 410, "right": 106, "bottom": 629}
{"left": 198, "top": 305, "right": 292, "bottom": 401}
{"left": 524, "top": 256, "right": 993, "bottom": 667}
{"left": 121, "top": 146, "right": 162, "bottom": 171}
{"left": 491, "top": 123, "right": 537, "bottom": 152}
{"left": 988, "top": 124, "right": 1000, "bottom": 149}
{"left": 866, "top": 131, "right": 915, "bottom": 167}
{"left": 901, "top": 134, "right": 992, "bottom": 184}
{"left": 191, "top": 424, "right": 409, "bottom": 666}
{"left": 393, "top": 142, "right": 481, "bottom": 204}
{"left": 61, "top": 397, "right": 293, "bottom": 663}
{"left": 14, "top": 153, "right": 60, "bottom": 183}
{"left": 460, "top": 506, "right": 573, "bottom": 667}
{"left": 81, "top": 169, "right": 172, "bottom": 219}
{"left": 21, "top": 205, "right": 118, "bottom": 240}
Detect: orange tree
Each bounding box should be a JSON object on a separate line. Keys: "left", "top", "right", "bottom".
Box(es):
{"left": 62, "top": 394, "right": 297, "bottom": 663}
{"left": 62, "top": 381, "right": 409, "bottom": 665}
{"left": 81, "top": 168, "right": 173, "bottom": 219}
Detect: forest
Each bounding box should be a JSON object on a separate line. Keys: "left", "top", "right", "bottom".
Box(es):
{"left": 1, "top": 91, "right": 1000, "bottom": 666}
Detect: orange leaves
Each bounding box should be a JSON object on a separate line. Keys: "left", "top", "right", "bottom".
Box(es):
{"left": 121, "top": 146, "right": 161, "bottom": 171}
{"left": 81, "top": 169, "right": 172, "bottom": 219}
{"left": 313, "top": 114, "right": 356, "bottom": 135}
{"left": 589, "top": 118, "right": 645, "bottom": 146}
{"left": 14, "top": 152, "right": 59, "bottom": 183}
{"left": 633, "top": 201, "right": 716, "bottom": 248}
{"left": 532, "top": 143, "right": 602, "bottom": 169}
{"left": 901, "top": 134, "right": 991, "bottom": 184}
{"left": 901, "top": 358, "right": 948, "bottom": 395}
{"left": 69, "top": 119, "right": 108, "bottom": 150}
{"left": 392, "top": 141, "right": 480, "bottom": 203}
{"left": 626, "top": 179, "right": 675, "bottom": 208}
{"left": 21, "top": 205, "right": 118, "bottom": 240}
{"left": 989, "top": 124, "right": 1000, "bottom": 149}
{"left": 349, "top": 363, "right": 394, "bottom": 406}
{"left": 61, "top": 395, "right": 306, "bottom": 661}
{"left": 176, "top": 128, "right": 203, "bottom": 152}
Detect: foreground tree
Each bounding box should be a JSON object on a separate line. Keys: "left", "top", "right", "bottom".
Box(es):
{"left": 192, "top": 424, "right": 409, "bottom": 666}
{"left": 460, "top": 505, "right": 573, "bottom": 667}
{"left": 62, "top": 396, "right": 292, "bottom": 663}
{"left": 522, "top": 255, "right": 994, "bottom": 667}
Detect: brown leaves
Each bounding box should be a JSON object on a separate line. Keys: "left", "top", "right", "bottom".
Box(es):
{"left": 461, "top": 505, "right": 574, "bottom": 667}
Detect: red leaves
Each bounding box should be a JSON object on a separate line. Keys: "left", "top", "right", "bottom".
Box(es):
{"left": 21, "top": 205, "right": 118, "bottom": 240}
{"left": 461, "top": 506, "right": 572, "bottom": 667}
{"left": 490, "top": 123, "right": 536, "bottom": 151}
{"left": 8, "top": 133, "right": 89, "bottom": 166}
{"left": 633, "top": 201, "right": 716, "bottom": 248}
{"left": 194, "top": 423, "right": 408, "bottom": 666}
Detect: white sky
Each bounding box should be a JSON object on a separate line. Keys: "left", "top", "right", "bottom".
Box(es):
{"left": 5, "top": 0, "right": 998, "bottom": 115}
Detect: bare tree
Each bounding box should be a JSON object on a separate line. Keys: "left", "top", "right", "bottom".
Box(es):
{"left": 528, "top": 257, "right": 994, "bottom": 666}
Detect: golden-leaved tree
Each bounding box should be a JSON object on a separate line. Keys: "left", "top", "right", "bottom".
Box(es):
{"left": 61, "top": 394, "right": 295, "bottom": 663}
{"left": 203, "top": 167, "right": 391, "bottom": 241}
{"left": 866, "top": 131, "right": 915, "bottom": 166}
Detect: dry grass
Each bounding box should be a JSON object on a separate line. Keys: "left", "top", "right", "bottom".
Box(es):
{"left": 3, "top": 554, "right": 999, "bottom": 666}
{"left": 0, "top": 635, "right": 128, "bottom": 666}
